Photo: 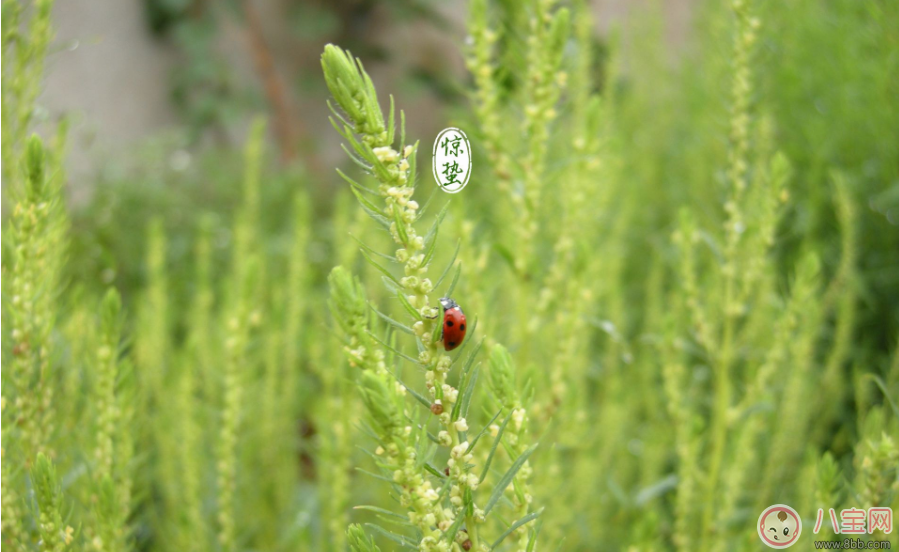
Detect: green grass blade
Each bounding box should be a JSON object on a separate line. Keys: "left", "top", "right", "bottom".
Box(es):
{"left": 484, "top": 443, "right": 539, "bottom": 515}
{"left": 490, "top": 509, "right": 544, "bottom": 550}
{"left": 480, "top": 410, "right": 514, "bottom": 483}
{"left": 466, "top": 410, "right": 502, "bottom": 454}
{"left": 364, "top": 524, "right": 418, "bottom": 549}
{"left": 369, "top": 303, "right": 414, "bottom": 335}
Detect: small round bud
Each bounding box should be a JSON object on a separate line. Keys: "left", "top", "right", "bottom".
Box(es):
{"left": 420, "top": 278, "right": 434, "bottom": 293}
{"left": 401, "top": 276, "right": 420, "bottom": 289}
{"left": 437, "top": 356, "right": 452, "bottom": 372}
{"left": 438, "top": 431, "right": 453, "bottom": 447}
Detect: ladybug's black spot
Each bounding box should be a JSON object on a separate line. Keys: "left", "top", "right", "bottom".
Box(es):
{"left": 448, "top": 341, "right": 456, "bottom": 348}
{"left": 446, "top": 320, "right": 454, "bottom": 327}
{"left": 460, "top": 324, "right": 465, "bottom": 331}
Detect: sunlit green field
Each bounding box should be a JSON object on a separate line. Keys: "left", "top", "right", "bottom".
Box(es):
{"left": 2, "top": 0, "right": 897, "bottom": 551}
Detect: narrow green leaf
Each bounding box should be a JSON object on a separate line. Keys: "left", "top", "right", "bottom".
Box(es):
{"left": 415, "top": 189, "right": 437, "bottom": 220}
{"left": 403, "top": 415, "right": 440, "bottom": 444}
{"left": 381, "top": 276, "right": 402, "bottom": 295}
{"left": 860, "top": 374, "right": 899, "bottom": 420}
{"left": 355, "top": 422, "right": 386, "bottom": 446}
{"left": 443, "top": 262, "right": 461, "bottom": 298}
{"left": 424, "top": 441, "right": 438, "bottom": 465}
{"left": 466, "top": 410, "right": 502, "bottom": 454}
{"left": 396, "top": 292, "right": 423, "bottom": 321}
{"left": 354, "top": 505, "right": 410, "bottom": 523}
{"left": 480, "top": 410, "right": 515, "bottom": 482}
{"left": 407, "top": 141, "right": 419, "bottom": 188}
{"left": 387, "top": 94, "right": 396, "bottom": 145}
{"left": 339, "top": 144, "right": 373, "bottom": 173}
{"left": 343, "top": 121, "right": 374, "bottom": 161}
{"left": 386, "top": 370, "right": 430, "bottom": 408}
{"left": 428, "top": 202, "right": 451, "bottom": 237}
{"left": 460, "top": 366, "right": 479, "bottom": 421}
{"left": 421, "top": 225, "right": 440, "bottom": 268}
{"left": 484, "top": 444, "right": 539, "bottom": 515}
{"left": 436, "top": 468, "right": 454, "bottom": 500}
{"left": 327, "top": 116, "right": 352, "bottom": 145}
{"left": 350, "top": 185, "right": 389, "bottom": 220}
{"left": 356, "top": 468, "right": 394, "bottom": 483}
{"left": 423, "top": 463, "right": 447, "bottom": 479}
{"left": 442, "top": 509, "right": 466, "bottom": 544}
{"left": 326, "top": 100, "right": 351, "bottom": 128}
{"left": 354, "top": 197, "right": 391, "bottom": 229}
{"left": 392, "top": 203, "right": 409, "bottom": 244}
{"left": 353, "top": 235, "right": 396, "bottom": 261}
{"left": 364, "top": 524, "right": 418, "bottom": 549}
{"left": 434, "top": 240, "right": 461, "bottom": 288}
{"left": 430, "top": 313, "right": 444, "bottom": 345}
{"left": 413, "top": 409, "right": 428, "bottom": 463}
{"left": 422, "top": 202, "right": 450, "bottom": 266}
{"left": 338, "top": 168, "right": 380, "bottom": 201}
{"left": 400, "top": 110, "right": 406, "bottom": 152}
{"left": 456, "top": 332, "right": 483, "bottom": 370}
{"left": 634, "top": 474, "right": 678, "bottom": 506}
{"left": 366, "top": 330, "right": 421, "bottom": 365}
{"left": 356, "top": 445, "right": 382, "bottom": 462}
{"left": 491, "top": 509, "right": 543, "bottom": 550}
{"left": 452, "top": 339, "right": 484, "bottom": 421}
{"left": 361, "top": 250, "right": 402, "bottom": 288}
{"left": 529, "top": 516, "right": 547, "bottom": 552}
{"left": 370, "top": 304, "right": 414, "bottom": 335}
{"left": 403, "top": 384, "right": 432, "bottom": 409}
{"left": 371, "top": 153, "right": 394, "bottom": 184}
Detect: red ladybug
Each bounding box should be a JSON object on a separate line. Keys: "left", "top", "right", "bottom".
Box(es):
{"left": 439, "top": 297, "right": 467, "bottom": 351}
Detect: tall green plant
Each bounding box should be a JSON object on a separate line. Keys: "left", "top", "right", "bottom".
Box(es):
{"left": 323, "top": 44, "right": 542, "bottom": 552}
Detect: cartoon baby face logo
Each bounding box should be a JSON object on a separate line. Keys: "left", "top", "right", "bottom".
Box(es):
{"left": 757, "top": 504, "right": 802, "bottom": 548}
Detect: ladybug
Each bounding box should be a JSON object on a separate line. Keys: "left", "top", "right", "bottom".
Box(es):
{"left": 439, "top": 297, "right": 467, "bottom": 351}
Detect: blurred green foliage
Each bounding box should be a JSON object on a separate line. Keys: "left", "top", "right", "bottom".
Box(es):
{"left": 3, "top": 0, "right": 898, "bottom": 551}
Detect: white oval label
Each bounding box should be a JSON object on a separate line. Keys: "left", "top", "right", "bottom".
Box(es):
{"left": 432, "top": 127, "right": 471, "bottom": 193}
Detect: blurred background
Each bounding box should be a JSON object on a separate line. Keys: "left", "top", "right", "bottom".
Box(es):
{"left": 44, "top": 0, "right": 693, "bottom": 190}
{"left": 45, "top": 0, "right": 897, "bottom": 354}
{"left": 40, "top": 0, "right": 693, "bottom": 333}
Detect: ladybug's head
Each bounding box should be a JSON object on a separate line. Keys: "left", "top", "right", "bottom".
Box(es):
{"left": 439, "top": 297, "right": 458, "bottom": 311}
